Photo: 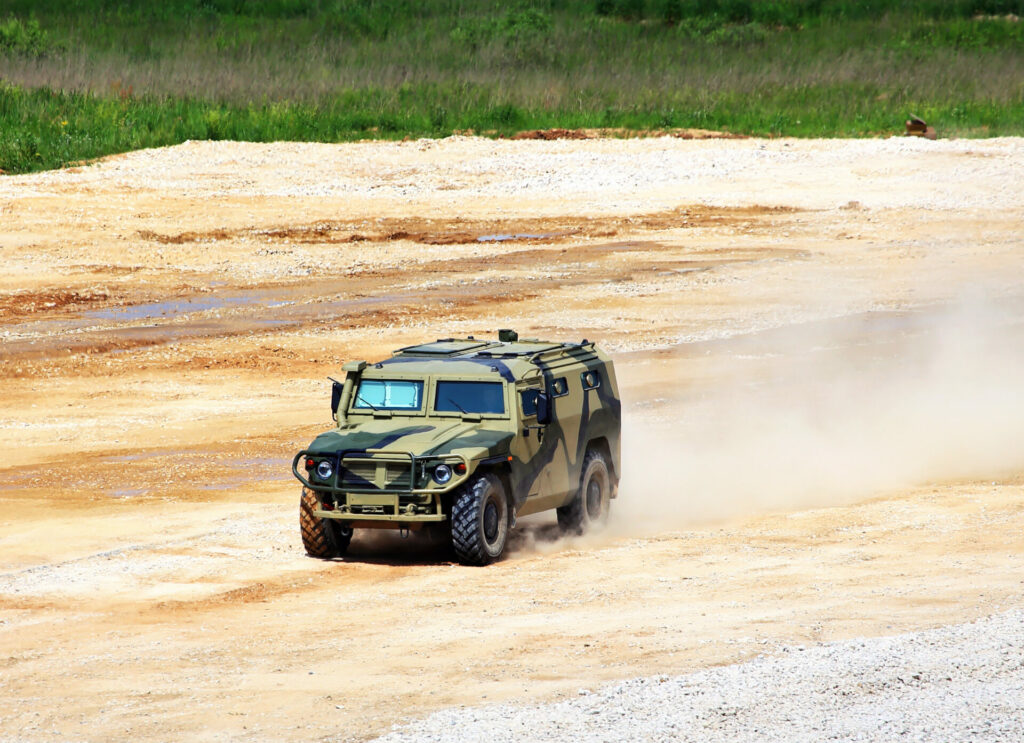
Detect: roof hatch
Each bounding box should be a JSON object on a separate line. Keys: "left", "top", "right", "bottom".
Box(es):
{"left": 393, "top": 339, "right": 499, "bottom": 357}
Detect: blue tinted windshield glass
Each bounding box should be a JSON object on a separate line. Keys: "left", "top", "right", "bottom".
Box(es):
{"left": 435, "top": 381, "right": 505, "bottom": 414}
{"left": 353, "top": 380, "right": 423, "bottom": 410}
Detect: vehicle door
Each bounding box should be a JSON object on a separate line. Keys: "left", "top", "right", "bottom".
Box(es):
{"left": 544, "top": 374, "right": 577, "bottom": 501}
{"left": 509, "top": 380, "right": 550, "bottom": 508}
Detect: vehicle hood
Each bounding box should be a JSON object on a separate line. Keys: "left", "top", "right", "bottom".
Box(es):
{"left": 306, "top": 420, "right": 513, "bottom": 460}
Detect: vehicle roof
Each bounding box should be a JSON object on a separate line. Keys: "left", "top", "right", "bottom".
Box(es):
{"left": 365, "top": 337, "right": 602, "bottom": 381}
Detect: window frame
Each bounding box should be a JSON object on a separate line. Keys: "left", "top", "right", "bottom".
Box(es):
{"left": 550, "top": 376, "right": 569, "bottom": 398}
{"left": 349, "top": 377, "right": 426, "bottom": 413}
{"left": 432, "top": 378, "right": 510, "bottom": 418}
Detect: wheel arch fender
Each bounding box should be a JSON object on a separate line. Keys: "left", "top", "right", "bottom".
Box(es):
{"left": 585, "top": 436, "right": 617, "bottom": 490}
{"left": 472, "top": 459, "right": 516, "bottom": 522}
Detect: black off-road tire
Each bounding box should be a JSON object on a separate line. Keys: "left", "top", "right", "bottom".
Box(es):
{"left": 299, "top": 487, "right": 351, "bottom": 558}
{"left": 557, "top": 449, "right": 611, "bottom": 535}
{"left": 451, "top": 473, "right": 509, "bottom": 566}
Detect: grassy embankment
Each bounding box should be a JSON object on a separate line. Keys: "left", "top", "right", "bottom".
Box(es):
{"left": 1, "top": 0, "right": 1023, "bottom": 174}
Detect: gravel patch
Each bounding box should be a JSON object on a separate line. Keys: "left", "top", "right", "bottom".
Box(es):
{"left": 373, "top": 609, "right": 1024, "bottom": 743}
{"left": 3, "top": 137, "right": 1021, "bottom": 212}
{"left": 0, "top": 508, "right": 297, "bottom": 599}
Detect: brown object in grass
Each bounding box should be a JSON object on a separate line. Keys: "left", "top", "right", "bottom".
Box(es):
{"left": 906, "top": 116, "right": 937, "bottom": 140}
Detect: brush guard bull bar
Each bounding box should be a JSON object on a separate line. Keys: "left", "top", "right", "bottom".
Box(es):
{"left": 292, "top": 449, "right": 465, "bottom": 523}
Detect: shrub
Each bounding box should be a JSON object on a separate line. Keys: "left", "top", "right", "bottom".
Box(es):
{"left": 499, "top": 7, "right": 553, "bottom": 41}
{"left": 451, "top": 7, "right": 552, "bottom": 49}
{"left": 616, "top": 0, "right": 646, "bottom": 20}
{"left": 594, "top": 0, "right": 646, "bottom": 20}
{"left": 658, "top": 0, "right": 683, "bottom": 24}
{"left": 0, "top": 16, "right": 52, "bottom": 57}
{"left": 718, "top": 0, "right": 752, "bottom": 22}
{"left": 752, "top": 1, "right": 802, "bottom": 27}
{"left": 894, "top": 16, "right": 1024, "bottom": 49}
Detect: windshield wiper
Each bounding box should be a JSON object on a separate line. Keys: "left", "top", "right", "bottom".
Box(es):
{"left": 446, "top": 397, "right": 471, "bottom": 415}
{"left": 356, "top": 395, "right": 381, "bottom": 412}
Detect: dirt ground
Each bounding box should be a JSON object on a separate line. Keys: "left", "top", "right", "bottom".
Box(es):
{"left": 1, "top": 136, "right": 1022, "bottom": 742}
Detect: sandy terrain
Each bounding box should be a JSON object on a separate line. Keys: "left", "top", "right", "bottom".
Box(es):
{"left": 1, "top": 136, "right": 1023, "bottom": 741}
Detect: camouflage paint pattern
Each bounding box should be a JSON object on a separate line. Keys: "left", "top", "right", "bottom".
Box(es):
{"left": 292, "top": 335, "right": 621, "bottom": 527}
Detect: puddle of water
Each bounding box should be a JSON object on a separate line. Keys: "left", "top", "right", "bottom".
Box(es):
{"left": 3, "top": 276, "right": 527, "bottom": 361}
{"left": 86, "top": 295, "right": 262, "bottom": 322}
{"left": 476, "top": 233, "right": 560, "bottom": 243}
{"left": 107, "top": 488, "right": 148, "bottom": 498}
{"left": 2, "top": 289, "right": 297, "bottom": 347}
{"left": 201, "top": 478, "right": 291, "bottom": 492}
{"left": 198, "top": 482, "right": 243, "bottom": 491}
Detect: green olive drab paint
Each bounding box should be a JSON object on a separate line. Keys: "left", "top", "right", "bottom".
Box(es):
{"left": 293, "top": 331, "right": 621, "bottom": 565}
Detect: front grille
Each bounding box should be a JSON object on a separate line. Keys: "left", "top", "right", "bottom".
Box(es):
{"left": 384, "top": 462, "right": 412, "bottom": 489}
{"left": 339, "top": 458, "right": 413, "bottom": 490}
{"left": 341, "top": 460, "right": 377, "bottom": 487}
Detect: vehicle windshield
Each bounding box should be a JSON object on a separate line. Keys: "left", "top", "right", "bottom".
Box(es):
{"left": 353, "top": 379, "right": 424, "bottom": 410}
{"left": 435, "top": 381, "right": 505, "bottom": 414}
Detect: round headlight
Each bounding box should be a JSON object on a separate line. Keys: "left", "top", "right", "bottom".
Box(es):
{"left": 432, "top": 464, "right": 453, "bottom": 484}
{"left": 315, "top": 460, "right": 334, "bottom": 480}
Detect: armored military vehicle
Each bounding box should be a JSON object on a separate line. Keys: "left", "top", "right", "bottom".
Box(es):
{"left": 291, "top": 330, "right": 621, "bottom": 565}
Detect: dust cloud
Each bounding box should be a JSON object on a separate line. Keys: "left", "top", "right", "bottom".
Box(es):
{"left": 614, "top": 294, "right": 1024, "bottom": 535}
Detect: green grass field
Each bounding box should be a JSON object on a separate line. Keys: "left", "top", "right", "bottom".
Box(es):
{"left": 1, "top": 1, "right": 1022, "bottom": 173}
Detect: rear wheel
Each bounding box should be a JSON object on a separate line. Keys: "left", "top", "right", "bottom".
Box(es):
{"left": 451, "top": 473, "right": 509, "bottom": 566}
{"left": 557, "top": 449, "right": 611, "bottom": 535}
{"left": 299, "top": 487, "right": 351, "bottom": 558}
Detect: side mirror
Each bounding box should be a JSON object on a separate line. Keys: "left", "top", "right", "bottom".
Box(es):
{"left": 331, "top": 380, "right": 343, "bottom": 416}
{"left": 536, "top": 392, "right": 552, "bottom": 425}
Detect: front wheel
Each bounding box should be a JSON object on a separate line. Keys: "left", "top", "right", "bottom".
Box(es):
{"left": 557, "top": 449, "right": 611, "bottom": 535}
{"left": 451, "top": 473, "right": 509, "bottom": 566}
{"left": 299, "top": 487, "right": 352, "bottom": 558}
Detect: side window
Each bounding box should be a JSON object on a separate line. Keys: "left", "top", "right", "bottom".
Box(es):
{"left": 523, "top": 378, "right": 568, "bottom": 416}
{"left": 550, "top": 377, "right": 569, "bottom": 397}
{"left": 581, "top": 370, "right": 600, "bottom": 391}
{"left": 520, "top": 388, "right": 539, "bottom": 417}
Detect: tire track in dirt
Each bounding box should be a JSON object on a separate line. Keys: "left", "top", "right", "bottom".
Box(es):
{"left": 0, "top": 235, "right": 807, "bottom": 368}
{"left": 133, "top": 205, "right": 793, "bottom": 246}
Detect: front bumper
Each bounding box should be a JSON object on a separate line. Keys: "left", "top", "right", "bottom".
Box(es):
{"left": 293, "top": 449, "right": 466, "bottom": 523}
{"left": 314, "top": 504, "right": 447, "bottom": 523}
